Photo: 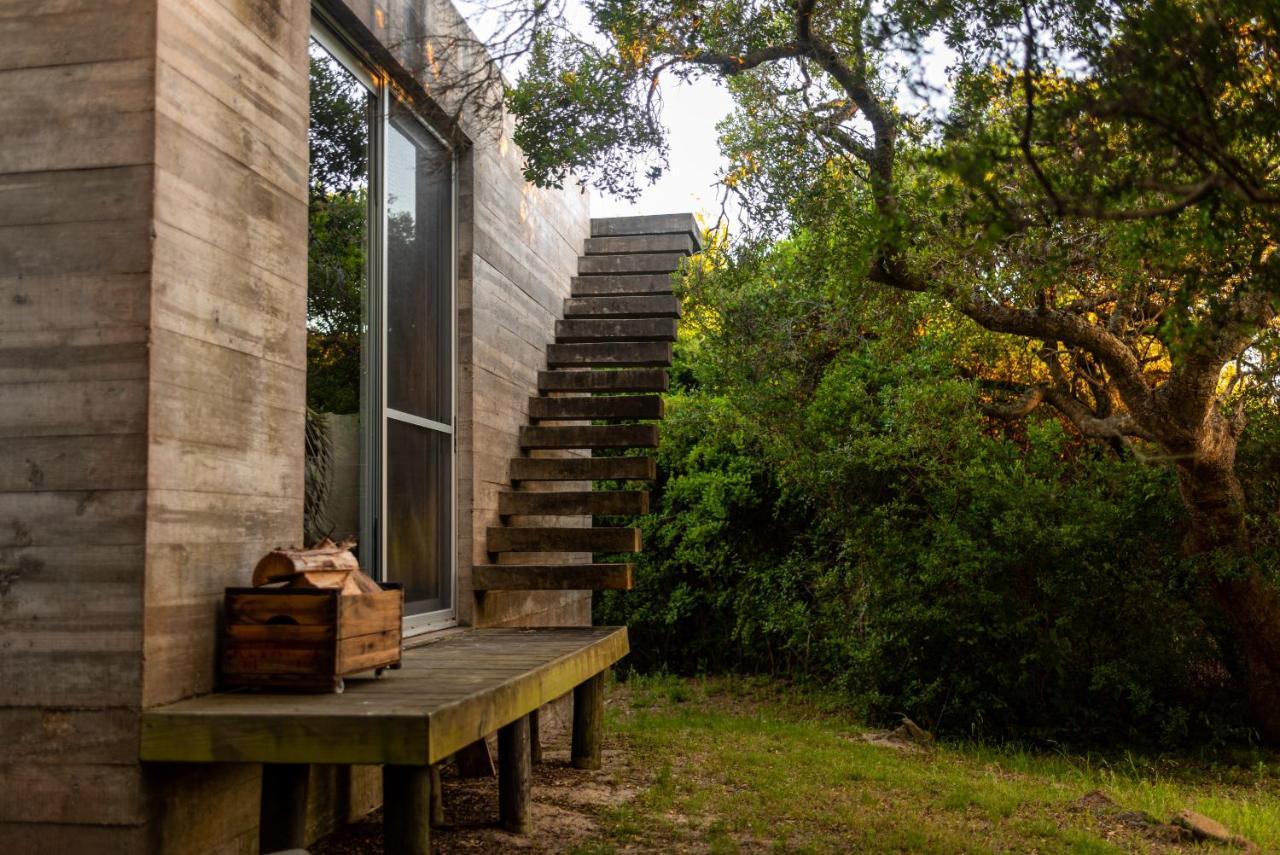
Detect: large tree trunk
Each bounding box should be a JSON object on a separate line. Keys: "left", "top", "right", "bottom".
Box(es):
{"left": 1175, "top": 416, "right": 1247, "bottom": 555}
{"left": 1211, "top": 574, "right": 1280, "bottom": 742}
{"left": 1174, "top": 421, "right": 1280, "bottom": 742}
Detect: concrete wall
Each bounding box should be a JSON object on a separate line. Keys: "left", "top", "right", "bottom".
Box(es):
{"left": 0, "top": 1, "right": 156, "bottom": 850}
{"left": 141, "top": 0, "right": 314, "bottom": 850}
{"left": 0, "top": 0, "right": 591, "bottom": 850}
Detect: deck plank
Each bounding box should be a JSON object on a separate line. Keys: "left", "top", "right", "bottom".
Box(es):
{"left": 140, "top": 627, "right": 628, "bottom": 766}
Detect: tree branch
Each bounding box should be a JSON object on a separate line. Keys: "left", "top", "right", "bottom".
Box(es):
{"left": 1157, "top": 288, "right": 1278, "bottom": 436}
{"left": 980, "top": 385, "right": 1045, "bottom": 419}
{"left": 956, "top": 298, "right": 1159, "bottom": 427}
{"left": 1019, "top": 4, "right": 1063, "bottom": 216}
{"left": 667, "top": 43, "right": 806, "bottom": 76}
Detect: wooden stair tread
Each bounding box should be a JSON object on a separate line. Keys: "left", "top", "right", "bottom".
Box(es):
{"left": 590, "top": 213, "right": 702, "bottom": 249}
{"left": 473, "top": 564, "right": 634, "bottom": 591}
{"left": 583, "top": 233, "right": 696, "bottom": 256}
{"left": 578, "top": 253, "right": 684, "bottom": 276}
{"left": 538, "top": 369, "right": 668, "bottom": 393}
{"left": 509, "top": 456, "right": 657, "bottom": 482}
{"left": 483, "top": 216, "right": 695, "bottom": 589}
{"left": 487, "top": 526, "right": 641, "bottom": 554}
{"left": 563, "top": 295, "right": 681, "bottom": 319}
{"left": 555, "top": 318, "right": 677, "bottom": 343}
{"left": 519, "top": 424, "right": 658, "bottom": 450}
{"left": 499, "top": 490, "right": 649, "bottom": 516}
{"left": 571, "top": 274, "right": 674, "bottom": 297}
{"left": 547, "top": 341, "right": 672, "bottom": 368}
{"left": 529, "top": 394, "right": 663, "bottom": 421}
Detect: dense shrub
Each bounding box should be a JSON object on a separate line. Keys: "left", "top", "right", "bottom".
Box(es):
{"left": 597, "top": 240, "right": 1263, "bottom": 747}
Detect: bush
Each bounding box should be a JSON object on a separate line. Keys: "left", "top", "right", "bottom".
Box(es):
{"left": 597, "top": 242, "right": 1251, "bottom": 747}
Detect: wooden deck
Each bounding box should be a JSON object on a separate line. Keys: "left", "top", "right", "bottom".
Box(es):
{"left": 140, "top": 626, "right": 629, "bottom": 767}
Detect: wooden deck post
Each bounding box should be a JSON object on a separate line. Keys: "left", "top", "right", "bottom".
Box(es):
{"left": 383, "top": 764, "right": 431, "bottom": 855}
{"left": 498, "top": 714, "right": 532, "bottom": 833}
{"left": 429, "top": 764, "right": 444, "bottom": 827}
{"left": 529, "top": 707, "right": 543, "bottom": 765}
{"left": 571, "top": 670, "right": 605, "bottom": 770}
{"left": 259, "top": 763, "right": 310, "bottom": 853}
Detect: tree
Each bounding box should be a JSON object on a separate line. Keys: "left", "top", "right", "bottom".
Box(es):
{"left": 505, "top": 0, "right": 1280, "bottom": 738}
{"left": 307, "top": 51, "right": 370, "bottom": 415}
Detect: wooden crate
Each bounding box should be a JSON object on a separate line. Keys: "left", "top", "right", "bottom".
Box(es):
{"left": 221, "top": 583, "right": 403, "bottom": 692}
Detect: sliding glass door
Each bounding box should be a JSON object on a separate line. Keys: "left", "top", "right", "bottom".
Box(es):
{"left": 305, "top": 20, "right": 456, "bottom": 630}
{"left": 383, "top": 98, "right": 455, "bottom": 620}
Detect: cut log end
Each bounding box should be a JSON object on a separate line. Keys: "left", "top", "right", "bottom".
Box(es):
{"left": 252, "top": 537, "right": 361, "bottom": 587}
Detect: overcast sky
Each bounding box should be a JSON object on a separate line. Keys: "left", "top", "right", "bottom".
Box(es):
{"left": 587, "top": 77, "right": 736, "bottom": 222}
{"left": 457, "top": 0, "right": 737, "bottom": 224}
{"left": 458, "top": 2, "right": 953, "bottom": 226}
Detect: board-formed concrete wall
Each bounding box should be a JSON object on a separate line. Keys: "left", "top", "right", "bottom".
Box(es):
{"left": 0, "top": 1, "right": 157, "bottom": 850}
{"left": 0, "top": 0, "right": 591, "bottom": 850}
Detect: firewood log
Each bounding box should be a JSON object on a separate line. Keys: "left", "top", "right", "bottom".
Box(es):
{"left": 252, "top": 538, "right": 360, "bottom": 587}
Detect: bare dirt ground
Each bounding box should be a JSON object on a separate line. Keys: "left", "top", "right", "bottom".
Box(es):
{"left": 311, "top": 696, "right": 648, "bottom": 854}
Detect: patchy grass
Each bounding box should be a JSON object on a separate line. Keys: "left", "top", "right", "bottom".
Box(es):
{"left": 588, "top": 674, "right": 1280, "bottom": 854}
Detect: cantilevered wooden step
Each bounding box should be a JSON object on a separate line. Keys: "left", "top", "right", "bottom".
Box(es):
{"left": 555, "top": 318, "right": 677, "bottom": 343}
{"left": 546, "top": 341, "right": 672, "bottom": 368}
{"left": 563, "top": 295, "right": 682, "bottom": 319}
{"left": 591, "top": 213, "right": 702, "bottom": 247}
{"left": 473, "top": 564, "right": 634, "bottom": 591}
{"left": 519, "top": 424, "right": 658, "bottom": 450}
{"left": 584, "top": 233, "right": 696, "bottom": 256}
{"left": 579, "top": 253, "right": 685, "bottom": 276}
{"left": 479, "top": 213, "right": 695, "bottom": 592}
{"left": 499, "top": 490, "right": 649, "bottom": 516}
{"left": 571, "top": 274, "right": 675, "bottom": 297}
{"left": 529, "top": 394, "right": 663, "bottom": 421}
{"left": 487, "top": 526, "right": 641, "bottom": 553}
{"left": 538, "top": 369, "right": 668, "bottom": 393}
{"left": 509, "top": 456, "right": 657, "bottom": 482}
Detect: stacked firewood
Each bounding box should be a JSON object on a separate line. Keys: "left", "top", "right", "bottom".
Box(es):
{"left": 251, "top": 537, "right": 379, "bottom": 595}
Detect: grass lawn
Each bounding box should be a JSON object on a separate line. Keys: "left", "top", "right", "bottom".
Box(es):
{"left": 581, "top": 675, "right": 1280, "bottom": 854}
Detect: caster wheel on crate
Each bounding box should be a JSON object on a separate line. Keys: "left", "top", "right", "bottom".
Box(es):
{"left": 332, "top": 677, "right": 345, "bottom": 694}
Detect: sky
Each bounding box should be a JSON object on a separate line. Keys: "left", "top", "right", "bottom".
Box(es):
{"left": 456, "top": 0, "right": 738, "bottom": 224}
{"left": 455, "top": 1, "right": 955, "bottom": 226}
{"left": 587, "top": 77, "right": 737, "bottom": 222}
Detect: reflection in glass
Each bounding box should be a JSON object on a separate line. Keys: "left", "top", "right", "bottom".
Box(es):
{"left": 304, "top": 37, "right": 374, "bottom": 567}
{"left": 386, "top": 101, "right": 453, "bottom": 424}
{"left": 387, "top": 420, "right": 452, "bottom": 614}
{"left": 384, "top": 97, "right": 454, "bottom": 617}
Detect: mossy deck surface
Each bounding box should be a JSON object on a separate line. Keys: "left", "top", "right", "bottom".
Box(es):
{"left": 140, "top": 627, "right": 628, "bottom": 766}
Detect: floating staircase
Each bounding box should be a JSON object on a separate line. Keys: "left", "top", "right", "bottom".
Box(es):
{"left": 474, "top": 214, "right": 701, "bottom": 593}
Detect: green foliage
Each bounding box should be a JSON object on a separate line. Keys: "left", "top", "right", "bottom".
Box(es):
{"left": 307, "top": 52, "right": 370, "bottom": 415}
{"left": 506, "top": 33, "right": 667, "bottom": 200}
{"left": 504, "top": 0, "right": 1280, "bottom": 740}
{"left": 307, "top": 187, "right": 367, "bottom": 415}
{"left": 599, "top": 242, "right": 1260, "bottom": 746}
{"left": 309, "top": 54, "right": 370, "bottom": 195}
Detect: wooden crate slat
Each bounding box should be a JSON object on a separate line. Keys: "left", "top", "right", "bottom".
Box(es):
{"left": 336, "top": 589, "right": 403, "bottom": 638}
{"left": 337, "top": 628, "right": 402, "bottom": 674}
{"left": 226, "top": 590, "right": 337, "bottom": 626}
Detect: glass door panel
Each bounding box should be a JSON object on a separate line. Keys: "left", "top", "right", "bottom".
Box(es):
{"left": 386, "top": 420, "right": 453, "bottom": 614}
{"left": 304, "top": 35, "right": 377, "bottom": 570}
{"left": 386, "top": 99, "right": 453, "bottom": 426}
{"left": 307, "top": 20, "right": 455, "bottom": 627}
{"left": 383, "top": 95, "right": 454, "bottom": 621}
